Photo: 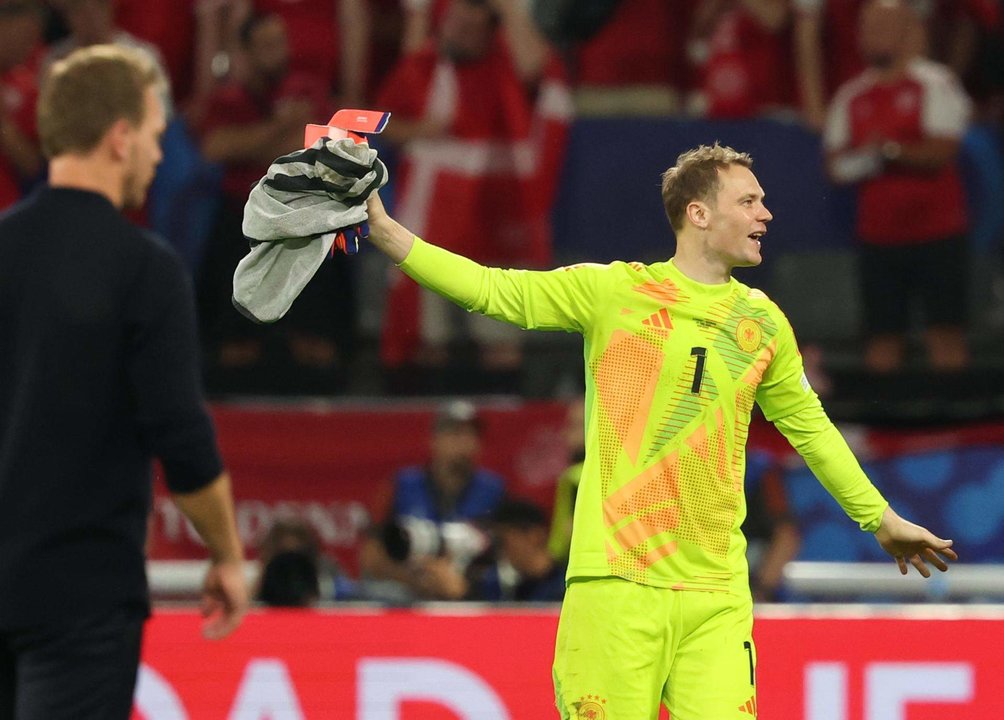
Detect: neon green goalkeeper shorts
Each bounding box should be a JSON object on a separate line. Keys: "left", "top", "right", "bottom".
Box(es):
{"left": 552, "top": 576, "right": 757, "bottom": 719}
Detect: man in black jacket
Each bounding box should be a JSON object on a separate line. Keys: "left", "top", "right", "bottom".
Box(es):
{"left": 0, "top": 44, "right": 248, "bottom": 720}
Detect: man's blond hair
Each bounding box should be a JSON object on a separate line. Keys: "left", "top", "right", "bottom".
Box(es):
{"left": 661, "top": 143, "right": 753, "bottom": 232}
{"left": 37, "top": 44, "right": 164, "bottom": 159}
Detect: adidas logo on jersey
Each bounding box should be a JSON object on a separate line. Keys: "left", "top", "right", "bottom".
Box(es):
{"left": 642, "top": 308, "right": 673, "bottom": 330}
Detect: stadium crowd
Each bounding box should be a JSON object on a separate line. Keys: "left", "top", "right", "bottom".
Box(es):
{"left": 1, "top": 11, "right": 999, "bottom": 720}
{"left": 0, "top": 0, "right": 1001, "bottom": 399}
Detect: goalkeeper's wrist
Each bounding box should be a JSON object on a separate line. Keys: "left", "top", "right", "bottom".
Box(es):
{"left": 866, "top": 503, "right": 893, "bottom": 534}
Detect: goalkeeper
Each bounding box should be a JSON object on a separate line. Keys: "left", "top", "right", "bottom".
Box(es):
{"left": 365, "top": 143, "right": 957, "bottom": 719}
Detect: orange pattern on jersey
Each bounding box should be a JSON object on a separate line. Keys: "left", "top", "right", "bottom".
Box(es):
{"left": 604, "top": 451, "right": 680, "bottom": 522}
{"left": 611, "top": 507, "right": 681, "bottom": 556}
{"left": 593, "top": 330, "right": 663, "bottom": 466}
{"left": 642, "top": 540, "right": 679, "bottom": 567}
{"left": 611, "top": 544, "right": 661, "bottom": 576}
{"left": 742, "top": 342, "right": 774, "bottom": 387}
{"left": 730, "top": 341, "right": 776, "bottom": 490}
{"left": 589, "top": 281, "right": 788, "bottom": 585}
{"left": 633, "top": 279, "right": 684, "bottom": 305}
{"left": 601, "top": 454, "right": 684, "bottom": 577}
{"left": 671, "top": 406, "right": 737, "bottom": 559}
{"left": 685, "top": 421, "right": 710, "bottom": 462}
{"left": 602, "top": 405, "right": 738, "bottom": 575}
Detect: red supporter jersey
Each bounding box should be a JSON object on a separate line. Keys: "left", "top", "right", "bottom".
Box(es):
{"left": 824, "top": 59, "right": 971, "bottom": 245}
{"left": 116, "top": 0, "right": 197, "bottom": 102}
{"left": 703, "top": 8, "right": 795, "bottom": 118}
{"left": 200, "top": 73, "right": 330, "bottom": 202}
{"left": 0, "top": 54, "right": 40, "bottom": 211}
{"left": 793, "top": 0, "right": 865, "bottom": 99}
{"left": 376, "top": 40, "right": 572, "bottom": 365}
{"left": 796, "top": 0, "right": 1000, "bottom": 102}
{"left": 376, "top": 40, "right": 570, "bottom": 266}
{"left": 255, "top": 0, "right": 341, "bottom": 93}
{"left": 574, "top": 0, "right": 682, "bottom": 88}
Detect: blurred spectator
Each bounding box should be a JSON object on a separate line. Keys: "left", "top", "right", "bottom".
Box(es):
{"left": 796, "top": 0, "right": 1001, "bottom": 129}
{"left": 824, "top": 0, "right": 973, "bottom": 373}
{"left": 0, "top": 0, "right": 44, "bottom": 211}
{"left": 546, "top": 396, "right": 584, "bottom": 564}
{"left": 115, "top": 0, "right": 199, "bottom": 106}
{"left": 44, "top": 0, "right": 173, "bottom": 111}
{"left": 358, "top": 400, "right": 506, "bottom": 601}
{"left": 253, "top": 0, "right": 369, "bottom": 106}
{"left": 793, "top": 0, "right": 867, "bottom": 129}
{"left": 923, "top": 0, "right": 1001, "bottom": 105}
{"left": 197, "top": 12, "right": 355, "bottom": 389}
{"left": 699, "top": 0, "right": 797, "bottom": 119}
{"left": 742, "top": 450, "right": 801, "bottom": 602}
{"left": 468, "top": 499, "right": 566, "bottom": 602}
{"left": 367, "top": 0, "right": 404, "bottom": 99}
{"left": 188, "top": 0, "right": 251, "bottom": 124}
{"left": 377, "top": 0, "right": 572, "bottom": 393}
{"left": 570, "top": 0, "right": 686, "bottom": 117}
{"left": 256, "top": 515, "right": 358, "bottom": 604}
{"left": 257, "top": 515, "right": 320, "bottom": 607}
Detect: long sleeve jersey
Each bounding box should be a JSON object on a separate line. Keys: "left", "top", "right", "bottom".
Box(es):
{"left": 400, "top": 237, "right": 888, "bottom": 593}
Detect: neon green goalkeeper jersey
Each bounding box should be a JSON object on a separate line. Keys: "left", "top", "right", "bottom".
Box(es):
{"left": 401, "top": 238, "right": 888, "bottom": 594}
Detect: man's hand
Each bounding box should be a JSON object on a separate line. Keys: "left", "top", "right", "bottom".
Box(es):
{"left": 200, "top": 559, "right": 249, "bottom": 640}
{"left": 874, "top": 506, "right": 958, "bottom": 578}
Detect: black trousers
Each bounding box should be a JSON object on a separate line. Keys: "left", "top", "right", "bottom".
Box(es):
{"left": 0, "top": 607, "right": 144, "bottom": 720}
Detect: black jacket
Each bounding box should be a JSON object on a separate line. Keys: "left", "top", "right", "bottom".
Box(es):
{"left": 0, "top": 186, "right": 222, "bottom": 626}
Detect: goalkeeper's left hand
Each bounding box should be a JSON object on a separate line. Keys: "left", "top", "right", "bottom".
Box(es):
{"left": 874, "top": 506, "right": 958, "bottom": 577}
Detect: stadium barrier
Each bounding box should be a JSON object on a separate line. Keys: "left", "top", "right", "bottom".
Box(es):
{"left": 133, "top": 605, "right": 1004, "bottom": 719}
{"left": 148, "top": 559, "right": 1004, "bottom": 603}
{"left": 783, "top": 561, "right": 1004, "bottom": 601}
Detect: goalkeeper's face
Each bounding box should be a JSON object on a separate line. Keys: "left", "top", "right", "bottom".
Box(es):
{"left": 704, "top": 164, "right": 772, "bottom": 270}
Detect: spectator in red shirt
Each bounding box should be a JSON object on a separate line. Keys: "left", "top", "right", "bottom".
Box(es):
{"left": 793, "top": 0, "right": 867, "bottom": 129}
{"left": 796, "top": 0, "right": 1000, "bottom": 130}
{"left": 44, "top": 0, "right": 172, "bottom": 110}
{"left": 376, "top": 0, "right": 571, "bottom": 392}
{"left": 115, "top": 0, "right": 198, "bottom": 105}
{"left": 0, "top": 0, "right": 43, "bottom": 211}
{"left": 824, "top": 0, "right": 972, "bottom": 373}
{"left": 572, "top": 0, "right": 686, "bottom": 117}
{"left": 253, "top": 0, "right": 369, "bottom": 106}
{"left": 699, "top": 0, "right": 797, "bottom": 119}
{"left": 198, "top": 12, "right": 354, "bottom": 387}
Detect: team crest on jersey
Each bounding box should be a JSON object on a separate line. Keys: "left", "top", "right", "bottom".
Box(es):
{"left": 735, "top": 318, "right": 762, "bottom": 352}
{"left": 576, "top": 695, "right": 607, "bottom": 719}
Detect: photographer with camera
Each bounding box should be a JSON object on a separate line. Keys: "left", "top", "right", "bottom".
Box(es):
{"left": 468, "top": 499, "right": 567, "bottom": 603}
{"left": 358, "top": 401, "right": 506, "bottom": 602}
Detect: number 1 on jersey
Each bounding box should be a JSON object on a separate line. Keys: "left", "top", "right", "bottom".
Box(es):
{"left": 690, "top": 347, "right": 707, "bottom": 395}
{"left": 744, "top": 640, "right": 755, "bottom": 685}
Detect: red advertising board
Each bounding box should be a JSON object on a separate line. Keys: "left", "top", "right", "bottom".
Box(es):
{"left": 133, "top": 608, "right": 1004, "bottom": 720}
{"left": 150, "top": 401, "right": 570, "bottom": 574}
